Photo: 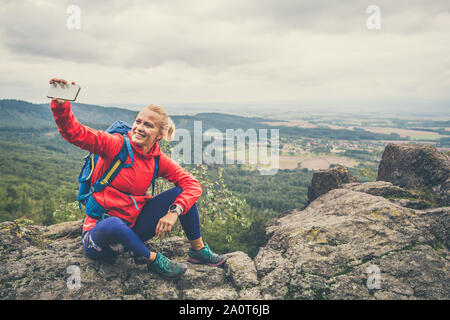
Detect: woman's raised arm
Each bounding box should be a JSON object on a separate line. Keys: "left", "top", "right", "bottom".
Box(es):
{"left": 49, "top": 78, "right": 122, "bottom": 160}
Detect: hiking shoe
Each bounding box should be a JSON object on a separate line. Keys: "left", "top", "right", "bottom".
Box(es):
{"left": 147, "top": 253, "right": 187, "bottom": 280}
{"left": 187, "top": 244, "right": 227, "bottom": 267}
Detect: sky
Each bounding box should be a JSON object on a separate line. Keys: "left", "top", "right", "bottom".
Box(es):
{"left": 0, "top": 0, "right": 449, "bottom": 115}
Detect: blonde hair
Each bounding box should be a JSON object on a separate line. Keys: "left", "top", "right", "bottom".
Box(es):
{"left": 144, "top": 104, "right": 176, "bottom": 141}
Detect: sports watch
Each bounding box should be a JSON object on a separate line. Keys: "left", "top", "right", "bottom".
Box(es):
{"left": 169, "top": 203, "right": 183, "bottom": 216}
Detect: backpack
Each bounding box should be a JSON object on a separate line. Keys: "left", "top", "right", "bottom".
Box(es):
{"left": 77, "top": 120, "right": 160, "bottom": 220}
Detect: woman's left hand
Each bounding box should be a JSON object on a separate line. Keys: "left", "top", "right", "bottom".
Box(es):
{"left": 155, "top": 211, "right": 178, "bottom": 239}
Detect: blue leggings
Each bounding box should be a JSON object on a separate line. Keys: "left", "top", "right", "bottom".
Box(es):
{"left": 81, "top": 187, "right": 202, "bottom": 262}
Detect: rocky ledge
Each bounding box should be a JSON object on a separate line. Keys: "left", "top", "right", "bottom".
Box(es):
{"left": 0, "top": 143, "right": 449, "bottom": 300}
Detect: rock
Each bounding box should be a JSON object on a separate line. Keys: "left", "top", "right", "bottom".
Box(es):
{"left": 2, "top": 187, "right": 449, "bottom": 299}
{"left": 182, "top": 286, "right": 238, "bottom": 300}
{"left": 411, "top": 207, "right": 450, "bottom": 248}
{"left": 224, "top": 251, "right": 259, "bottom": 290}
{"left": 254, "top": 247, "right": 289, "bottom": 278}
{"left": 255, "top": 188, "right": 450, "bottom": 300}
{"left": 237, "top": 287, "right": 262, "bottom": 299}
{"left": 0, "top": 220, "right": 237, "bottom": 300}
{"left": 341, "top": 181, "right": 418, "bottom": 199}
{"left": 307, "top": 165, "right": 358, "bottom": 203}
{"left": 377, "top": 143, "right": 450, "bottom": 206}
{"left": 177, "top": 263, "right": 228, "bottom": 291}
{"left": 42, "top": 220, "right": 83, "bottom": 239}
{"left": 341, "top": 181, "right": 431, "bottom": 209}
{"left": 146, "top": 236, "right": 191, "bottom": 259}
{"left": 387, "top": 198, "right": 433, "bottom": 210}
{"left": 258, "top": 266, "right": 295, "bottom": 299}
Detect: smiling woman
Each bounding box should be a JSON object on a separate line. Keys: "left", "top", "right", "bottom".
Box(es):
{"left": 131, "top": 105, "right": 175, "bottom": 154}
{"left": 48, "top": 77, "right": 227, "bottom": 281}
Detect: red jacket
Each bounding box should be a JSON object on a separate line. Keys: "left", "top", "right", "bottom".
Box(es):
{"left": 50, "top": 100, "right": 202, "bottom": 231}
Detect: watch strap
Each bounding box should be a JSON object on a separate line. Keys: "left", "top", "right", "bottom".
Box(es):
{"left": 169, "top": 203, "right": 183, "bottom": 216}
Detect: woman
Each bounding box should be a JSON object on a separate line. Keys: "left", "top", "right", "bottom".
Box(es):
{"left": 49, "top": 78, "right": 227, "bottom": 280}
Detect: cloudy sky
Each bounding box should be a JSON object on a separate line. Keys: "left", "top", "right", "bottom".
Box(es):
{"left": 0, "top": 0, "right": 449, "bottom": 114}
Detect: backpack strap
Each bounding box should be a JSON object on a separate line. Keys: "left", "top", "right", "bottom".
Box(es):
{"left": 123, "top": 134, "right": 134, "bottom": 168}
{"left": 151, "top": 156, "right": 160, "bottom": 196}
{"left": 92, "top": 134, "right": 132, "bottom": 193}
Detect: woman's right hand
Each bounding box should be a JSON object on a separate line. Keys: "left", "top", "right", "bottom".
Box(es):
{"left": 49, "top": 78, "right": 76, "bottom": 104}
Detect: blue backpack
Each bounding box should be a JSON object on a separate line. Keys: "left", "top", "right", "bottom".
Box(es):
{"left": 77, "top": 120, "right": 159, "bottom": 220}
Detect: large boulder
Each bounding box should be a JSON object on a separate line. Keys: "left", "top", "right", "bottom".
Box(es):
{"left": 307, "top": 165, "right": 358, "bottom": 203}
{"left": 377, "top": 143, "right": 450, "bottom": 206}
{"left": 255, "top": 188, "right": 449, "bottom": 299}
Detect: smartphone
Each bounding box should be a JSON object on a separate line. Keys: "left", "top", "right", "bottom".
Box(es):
{"left": 47, "top": 82, "right": 81, "bottom": 101}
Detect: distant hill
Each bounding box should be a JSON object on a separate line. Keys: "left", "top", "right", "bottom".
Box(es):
{"left": 0, "top": 99, "right": 275, "bottom": 131}
{"left": 0, "top": 99, "right": 137, "bottom": 129}
{"left": 0, "top": 99, "right": 412, "bottom": 141}
{"left": 0, "top": 99, "right": 55, "bottom": 127}
{"left": 172, "top": 112, "right": 280, "bottom": 132}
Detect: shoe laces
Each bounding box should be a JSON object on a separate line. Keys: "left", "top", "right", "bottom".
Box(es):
{"left": 203, "top": 245, "right": 216, "bottom": 260}
{"left": 156, "top": 254, "right": 172, "bottom": 272}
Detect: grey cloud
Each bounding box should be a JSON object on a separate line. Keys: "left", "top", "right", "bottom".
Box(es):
{"left": 178, "top": 0, "right": 450, "bottom": 34}
{"left": 0, "top": 0, "right": 449, "bottom": 107}
{"left": 1, "top": 0, "right": 449, "bottom": 69}
{"left": 0, "top": 2, "right": 103, "bottom": 63}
